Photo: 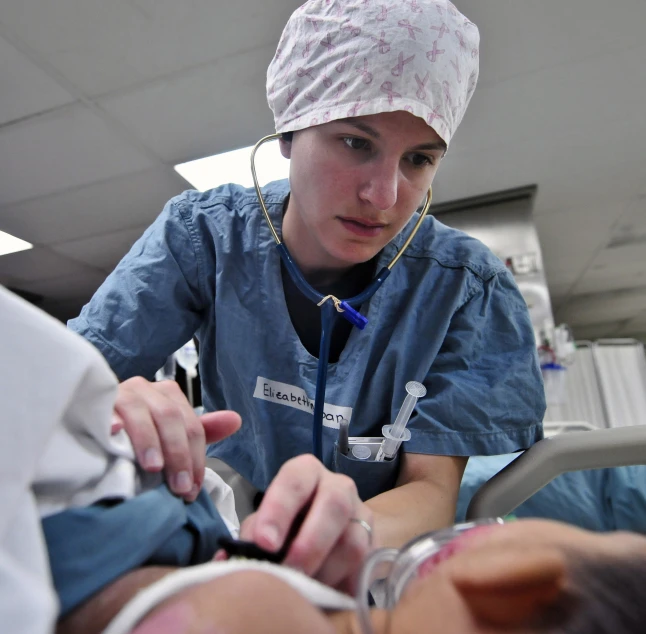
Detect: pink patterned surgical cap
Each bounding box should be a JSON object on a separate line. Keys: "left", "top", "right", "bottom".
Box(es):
{"left": 267, "top": 0, "right": 480, "bottom": 147}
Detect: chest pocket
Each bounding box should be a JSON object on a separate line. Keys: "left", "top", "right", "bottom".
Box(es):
{"left": 333, "top": 439, "right": 401, "bottom": 501}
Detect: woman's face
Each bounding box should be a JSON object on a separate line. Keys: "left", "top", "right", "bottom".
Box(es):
{"left": 280, "top": 111, "right": 446, "bottom": 276}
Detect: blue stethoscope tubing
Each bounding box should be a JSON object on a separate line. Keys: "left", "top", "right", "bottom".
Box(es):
{"left": 251, "top": 133, "right": 433, "bottom": 460}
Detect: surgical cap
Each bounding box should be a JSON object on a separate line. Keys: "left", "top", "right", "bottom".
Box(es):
{"left": 267, "top": 0, "right": 480, "bottom": 146}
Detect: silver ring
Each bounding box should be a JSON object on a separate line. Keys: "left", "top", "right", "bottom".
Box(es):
{"left": 350, "top": 518, "right": 373, "bottom": 547}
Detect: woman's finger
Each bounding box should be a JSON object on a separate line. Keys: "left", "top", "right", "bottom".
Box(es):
{"left": 153, "top": 380, "right": 206, "bottom": 499}
{"left": 314, "top": 513, "right": 373, "bottom": 590}
{"left": 251, "top": 455, "right": 324, "bottom": 553}
{"left": 282, "top": 472, "right": 360, "bottom": 576}
{"left": 201, "top": 411, "right": 242, "bottom": 444}
{"left": 213, "top": 549, "right": 228, "bottom": 562}
{"left": 144, "top": 386, "right": 195, "bottom": 497}
{"left": 238, "top": 512, "right": 258, "bottom": 542}
{"left": 111, "top": 413, "right": 125, "bottom": 435}
{"left": 114, "top": 378, "right": 165, "bottom": 472}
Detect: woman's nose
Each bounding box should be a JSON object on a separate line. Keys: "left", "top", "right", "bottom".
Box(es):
{"left": 358, "top": 160, "right": 399, "bottom": 211}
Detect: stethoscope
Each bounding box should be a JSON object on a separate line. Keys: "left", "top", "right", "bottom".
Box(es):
{"left": 250, "top": 133, "right": 433, "bottom": 461}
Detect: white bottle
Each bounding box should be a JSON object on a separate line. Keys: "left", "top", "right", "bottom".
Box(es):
{"left": 175, "top": 340, "right": 199, "bottom": 406}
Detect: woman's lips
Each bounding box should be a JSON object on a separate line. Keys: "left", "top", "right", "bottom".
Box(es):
{"left": 338, "top": 217, "right": 386, "bottom": 237}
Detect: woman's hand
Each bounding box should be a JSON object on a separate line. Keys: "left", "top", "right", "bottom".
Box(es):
{"left": 238, "top": 454, "right": 373, "bottom": 594}
{"left": 112, "top": 376, "right": 241, "bottom": 501}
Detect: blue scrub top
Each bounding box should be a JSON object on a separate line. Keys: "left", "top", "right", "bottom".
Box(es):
{"left": 69, "top": 180, "right": 545, "bottom": 492}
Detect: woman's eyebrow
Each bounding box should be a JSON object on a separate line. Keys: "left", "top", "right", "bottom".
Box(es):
{"left": 413, "top": 141, "right": 447, "bottom": 153}
{"left": 342, "top": 119, "right": 381, "bottom": 138}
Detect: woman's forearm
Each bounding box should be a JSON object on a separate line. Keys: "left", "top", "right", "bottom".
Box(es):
{"left": 367, "top": 479, "right": 458, "bottom": 551}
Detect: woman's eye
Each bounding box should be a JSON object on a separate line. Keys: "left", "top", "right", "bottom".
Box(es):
{"left": 343, "top": 137, "right": 370, "bottom": 151}
{"left": 409, "top": 153, "right": 434, "bottom": 167}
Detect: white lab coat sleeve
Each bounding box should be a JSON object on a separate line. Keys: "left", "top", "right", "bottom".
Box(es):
{"left": 0, "top": 494, "right": 59, "bottom": 634}
{"left": 203, "top": 467, "right": 240, "bottom": 537}
{"left": 0, "top": 286, "right": 122, "bottom": 633}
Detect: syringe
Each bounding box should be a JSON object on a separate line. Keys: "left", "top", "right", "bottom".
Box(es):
{"left": 375, "top": 381, "right": 427, "bottom": 461}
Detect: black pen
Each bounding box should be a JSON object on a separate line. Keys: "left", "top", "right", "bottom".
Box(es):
{"left": 338, "top": 418, "right": 350, "bottom": 456}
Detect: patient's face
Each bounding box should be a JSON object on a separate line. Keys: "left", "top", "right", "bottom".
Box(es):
{"left": 419, "top": 519, "right": 646, "bottom": 573}
{"left": 390, "top": 519, "right": 646, "bottom": 633}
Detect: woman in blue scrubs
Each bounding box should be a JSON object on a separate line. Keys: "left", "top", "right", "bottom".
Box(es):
{"left": 69, "top": 0, "right": 545, "bottom": 592}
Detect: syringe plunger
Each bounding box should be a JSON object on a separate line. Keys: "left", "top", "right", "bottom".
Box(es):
{"left": 378, "top": 381, "right": 427, "bottom": 460}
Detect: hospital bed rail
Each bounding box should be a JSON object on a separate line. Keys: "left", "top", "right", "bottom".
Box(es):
{"left": 466, "top": 425, "right": 646, "bottom": 520}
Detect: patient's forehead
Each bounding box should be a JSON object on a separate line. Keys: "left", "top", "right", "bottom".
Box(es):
{"left": 464, "top": 519, "right": 646, "bottom": 559}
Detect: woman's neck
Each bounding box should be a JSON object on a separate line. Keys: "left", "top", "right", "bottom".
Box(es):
{"left": 281, "top": 195, "right": 354, "bottom": 287}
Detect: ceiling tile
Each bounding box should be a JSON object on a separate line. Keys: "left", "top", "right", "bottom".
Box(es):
{"left": 599, "top": 242, "right": 646, "bottom": 265}
{"left": 0, "top": 0, "right": 300, "bottom": 96}
{"left": 569, "top": 321, "right": 626, "bottom": 341}
{"left": 558, "top": 287, "right": 646, "bottom": 326}
{"left": 573, "top": 270, "right": 646, "bottom": 296}
{"left": 584, "top": 242, "right": 646, "bottom": 276}
{"left": 99, "top": 45, "right": 276, "bottom": 164}
{"left": 50, "top": 226, "right": 147, "bottom": 271}
{"left": 432, "top": 136, "right": 645, "bottom": 221}
{"left": 547, "top": 281, "right": 575, "bottom": 303}
{"left": 606, "top": 197, "right": 646, "bottom": 248}
{"left": 0, "top": 33, "right": 75, "bottom": 126}
{"left": 0, "top": 167, "right": 187, "bottom": 244}
{"left": 452, "top": 41, "right": 646, "bottom": 157}
{"left": 534, "top": 206, "right": 623, "bottom": 282}
{"left": 0, "top": 104, "right": 154, "bottom": 207}
{"left": 532, "top": 159, "right": 646, "bottom": 219}
{"left": 620, "top": 310, "right": 646, "bottom": 331}
{"left": 0, "top": 247, "right": 94, "bottom": 285}
{"left": 461, "top": 0, "right": 646, "bottom": 89}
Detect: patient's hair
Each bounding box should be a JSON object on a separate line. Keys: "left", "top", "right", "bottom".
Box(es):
{"left": 533, "top": 555, "right": 646, "bottom": 634}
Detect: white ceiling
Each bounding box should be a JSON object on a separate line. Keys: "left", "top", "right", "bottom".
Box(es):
{"left": 0, "top": 0, "right": 645, "bottom": 341}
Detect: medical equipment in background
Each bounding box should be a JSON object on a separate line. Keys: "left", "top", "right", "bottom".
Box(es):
{"left": 155, "top": 340, "right": 200, "bottom": 407}
{"left": 538, "top": 324, "right": 577, "bottom": 406}
{"left": 154, "top": 354, "right": 177, "bottom": 382}
{"left": 355, "top": 518, "right": 505, "bottom": 634}
{"left": 251, "top": 134, "right": 433, "bottom": 461}
{"left": 432, "top": 186, "right": 556, "bottom": 346}
{"left": 543, "top": 338, "right": 646, "bottom": 428}
{"left": 589, "top": 339, "right": 646, "bottom": 428}
{"left": 375, "top": 381, "right": 426, "bottom": 462}
{"left": 175, "top": 340, "right": 199, "bottom": 407}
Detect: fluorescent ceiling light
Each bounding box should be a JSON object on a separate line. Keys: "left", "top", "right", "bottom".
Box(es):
{"left": 175, "top": 142, "right": 290, "bottom": 191}
{"left": 0, "top": 230, "right": 33, "bottom": 257}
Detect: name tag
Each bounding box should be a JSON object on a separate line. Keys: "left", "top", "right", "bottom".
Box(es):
{"left": 253, "top": 376, "right": 352, "bottom": 429}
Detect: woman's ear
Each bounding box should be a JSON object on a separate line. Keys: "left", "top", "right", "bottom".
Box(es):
{"left": 279, "top": 136, "right": 292, "bottom": 159}
{"left": 449, "top": 547, "right": 567, "bottom": 628}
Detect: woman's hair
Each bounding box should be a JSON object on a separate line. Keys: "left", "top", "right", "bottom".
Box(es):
{"left": 534, "top": 555, "right": 646, "bottom": 634}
